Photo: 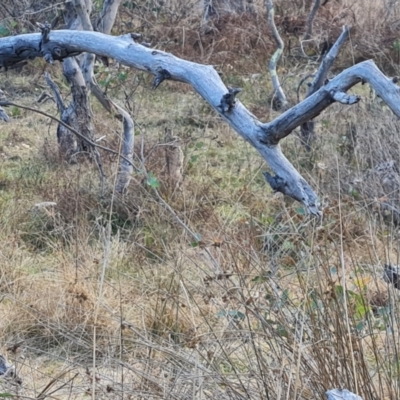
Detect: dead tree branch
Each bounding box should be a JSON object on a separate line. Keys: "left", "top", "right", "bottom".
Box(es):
{"left": 1, "top": 30, "right": 399, "bottom": 214}
{"left": 326, "top": 389, "right": 363, "bottom": 400}
{"left": 300, "top": 26, "right": 351, "bottom": 149}
{"left": 0, "top": 99, "right": 139, "bottom": 172}
{"left": 303, "top": 0, "right": 321, "bottom": 41}
{"left": 266, "top": 0, "right": 288, "bottom": 110}
{"left": 79, "top": 0, "right": 133, "bottom": 193}
{"left": 95, "top": 0, "right": 122, "bottom": 33}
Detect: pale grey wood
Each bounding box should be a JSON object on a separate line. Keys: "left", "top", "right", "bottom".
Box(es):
{"left": 326, "top": 388, "right": 363, "bottom": 400}
{"left": 266, "top": 0, "right": 288, "bottom": 110}
{"left": 1, "top": 31, "right": 400, "bottom": 213}
{"left": 73, "top": 0, "right": 92, "bottom": 31}
{"left": 331, "top": 91, "right": 360, "bottom": 104}
{"left": 95, "top": 0, "right": 122, "bottom": 33}
{"left": 114, "top": 103, "right": 135, "bottom": 193}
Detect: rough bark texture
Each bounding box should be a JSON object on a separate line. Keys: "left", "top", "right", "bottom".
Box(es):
{"left": 63, "top": 57, "right": 94, "bottom": 153}
{"left": 1, "top": 30, "right": 400, "bottom": 214}
{"left": 49, "top": 0, "right": 133, "bottom": 192}
{"left": 49, "top": 1, "right": 95, "bottom": 159}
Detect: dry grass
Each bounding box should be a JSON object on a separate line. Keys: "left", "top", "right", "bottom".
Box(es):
{"left": 1, "top": 1, "right": 400, "bottom": 399}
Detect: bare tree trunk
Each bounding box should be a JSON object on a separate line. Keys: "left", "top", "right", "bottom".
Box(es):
{"left": 53, "top": 0, "right": 95, "bottom": 158}
{"left": 95, "top": 0, "right": 121, "bottom": 33}
{"left": 300, "top": 26, "right": 351, "bottom": 150}
{"left": 46, "top": 0, "right": 134, "bottom": 193}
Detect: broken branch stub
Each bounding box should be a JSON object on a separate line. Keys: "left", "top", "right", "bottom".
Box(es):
{"left": 219, "top": 87, "right": 242, "bottom": 113}
{"left": 153, "top": 67, "right": 172, "bottom": 89}
{"left": 1, "top": 31, "right": 400, "bottom": 214}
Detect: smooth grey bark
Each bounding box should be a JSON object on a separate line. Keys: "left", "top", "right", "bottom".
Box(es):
{"left": 265, "top": 0, "right": 288, "bottom": 110}
{"left": 1, "top": 31, "right": 400, "bottom": 214}
{"left": 326, "top": 389, "right": 363, "bottom": 400}
{"left": 73, "top": 0, "right": 93, "bottom": 31}
{"left": 95, "top": 0, "right": 121, "bottom": 33}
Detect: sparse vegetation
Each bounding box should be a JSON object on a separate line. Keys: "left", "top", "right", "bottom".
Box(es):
{"left": 1, "top": 1, "right": 400, "bottom": 399}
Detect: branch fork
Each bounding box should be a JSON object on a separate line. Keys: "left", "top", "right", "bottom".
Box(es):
{"left": 1, "top": 29, "right": 400, "bottom": 214}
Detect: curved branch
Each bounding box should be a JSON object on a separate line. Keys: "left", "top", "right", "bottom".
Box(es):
{"left": 266, "top": 0, "right": 288, "bottom": 110}
{"left": 1, "top": 31, "right": 399, "bottom": 214}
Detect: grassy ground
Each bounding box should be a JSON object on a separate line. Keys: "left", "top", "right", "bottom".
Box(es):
{"left": 1, "top": 1, "right": 400, "bottom": 399}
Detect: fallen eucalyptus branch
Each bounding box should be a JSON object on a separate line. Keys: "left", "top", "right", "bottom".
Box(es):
{"left": 1, "top": 30, "right": 400, "bottom": 214}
